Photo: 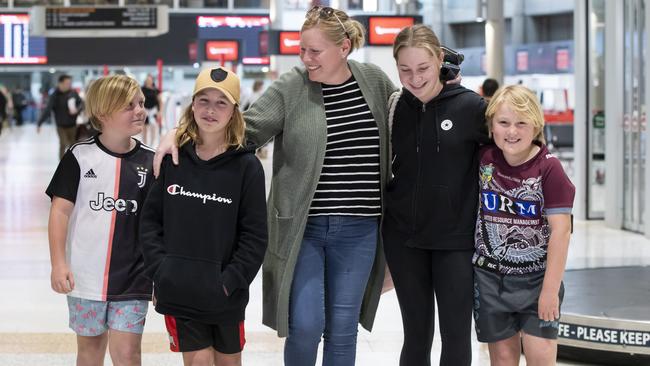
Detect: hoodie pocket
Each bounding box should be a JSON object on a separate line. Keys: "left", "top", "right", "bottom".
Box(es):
{"left": 154, "top": 255, "right": 225, "bottom": 313}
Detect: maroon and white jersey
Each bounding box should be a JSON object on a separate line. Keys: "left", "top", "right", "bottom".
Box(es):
{"left": 473, "top": 143, "right": 575, "bottom": 275}
{"left": 46, "top": 136, "right": 154, "bottom": 301}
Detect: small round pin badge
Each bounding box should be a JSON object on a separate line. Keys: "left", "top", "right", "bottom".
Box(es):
{"left": 441, "top": 119, "right": 453, "bottom": 131}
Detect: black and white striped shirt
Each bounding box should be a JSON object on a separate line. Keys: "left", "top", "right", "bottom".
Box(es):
{"left": 308, "top": 77, "right": 381, "bottom": 217}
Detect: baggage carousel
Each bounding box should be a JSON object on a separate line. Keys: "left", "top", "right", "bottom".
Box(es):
{"left": 558, "top": 266, "right": 650, "bottom": 365}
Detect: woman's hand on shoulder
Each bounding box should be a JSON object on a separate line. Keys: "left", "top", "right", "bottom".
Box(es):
{"left": 153, "top": 128, "right": 179, "bottom": 177}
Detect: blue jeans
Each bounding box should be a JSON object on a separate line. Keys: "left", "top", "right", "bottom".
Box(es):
{"left": 284, "top": 215, "right": 378, "bottom": 366}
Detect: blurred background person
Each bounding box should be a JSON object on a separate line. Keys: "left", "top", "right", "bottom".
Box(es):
{"left": 141, "top": 74, "right": 163, "bottom": 147}
{"left": 0, "top": 84, "right": 12, "bottom": 135}
{"left": 480, "top": 78, "right": 500, "bottom": 103}
{"left": 11, "top": 86, "right": 31, "bottom": 126}
{"left": 36, "top": 74, "right": 83, "bottom": 159}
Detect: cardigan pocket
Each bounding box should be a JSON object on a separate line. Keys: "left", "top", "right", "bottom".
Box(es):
{"left": 268, "top": 207, "right": 294, "bottom": 260}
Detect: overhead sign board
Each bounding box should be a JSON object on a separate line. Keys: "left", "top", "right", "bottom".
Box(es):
{"left": 197, "top": 15, "right": 269, "bottom": 28}
{"left": 0, "top": 13, "right": 47, "bottom": 64}
{"left": 30, "top": 6, "right": 168, "bottom": 37}
{"left": 516, "top": 50, "right": 529, "bottom": 72}
{"left": 368, "top": 16, "right": 415, "bottom": 46}
{"left": 205, "top": 40, "right": 239, "bottom": 62}
{"left": 556, "top": 47, "right": 570, "bottom": 71}
{"left": 279, "top": 31, "right": 300, "bottom": 55}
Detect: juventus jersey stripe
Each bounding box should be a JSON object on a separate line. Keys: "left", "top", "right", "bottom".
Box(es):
{"left": 46, "top": 136, "right": 154, "bottom": 301}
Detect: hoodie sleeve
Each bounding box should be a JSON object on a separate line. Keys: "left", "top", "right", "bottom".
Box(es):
{"left": 139, "top": 157, "right": 168, "bottom": 280}
{"left": 474, "top": 95, "right": 491, "bottom": 145}
{"left": 221, "top": 156, "right": 268, "bottom": 294}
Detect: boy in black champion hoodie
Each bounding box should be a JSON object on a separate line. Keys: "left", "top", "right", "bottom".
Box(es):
{"left": 140, "top": 67, "right": 267, "bottom": 365}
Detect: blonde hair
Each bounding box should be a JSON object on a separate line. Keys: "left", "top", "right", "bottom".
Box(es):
{"left": 393, "top": 24, "right": 442, "bottom": 61}
{"left": 85, "top": 75, "right": 142, "bottom": 131}
{"left": 302, "top": 7, "right": 365, "bottom": 55}
{"left": 175, "top": 91, "right": 246, "bottom": 148}
{"left": 485, "top": 85, "right": 546, "bottom": 144}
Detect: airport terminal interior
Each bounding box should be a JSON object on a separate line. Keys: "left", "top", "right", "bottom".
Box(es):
{"left": 1, "top": 0, "right": 650, "bottom": 365}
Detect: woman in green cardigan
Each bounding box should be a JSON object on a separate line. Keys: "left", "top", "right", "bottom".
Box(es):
{"left": 154, "top": 7, "right": 395, "bottom": 366}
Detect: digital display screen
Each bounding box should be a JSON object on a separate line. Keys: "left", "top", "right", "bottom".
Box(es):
{"left": 197, "top": 15, "right": 269, "bottom": 63}
{"left": 556, "top": 48, "right": 570, "bottom": 71}
{"left": 46, "top": 7, "right": 157, "bottom": 30}
{"left": 0, "top": 13, "right": 47, "bottom": 64}
{"left": 279, "top": 31, "right": 300, "bottom": 55}
{"left": 368, "top": 17, "right": 414, "bottom": 46}
{"left": 205, "top": 40, "right": 239, "bottom": 62}
{"left": 516, "top": 50, "right": 529, "bottom": 72}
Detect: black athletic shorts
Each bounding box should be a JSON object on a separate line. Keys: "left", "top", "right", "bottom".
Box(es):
{"left": 473, "top": 266, "right": 565, "bottom": 342}
{"left": 164, "top": 315, "right": 246, "bottom": 354}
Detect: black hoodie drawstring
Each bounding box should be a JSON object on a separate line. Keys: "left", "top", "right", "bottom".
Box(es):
{"left": 423, "top": 102, "right": 441, "bottom": 153}
{"left": 434, "top": 108, "right": 440, "bottom": 153}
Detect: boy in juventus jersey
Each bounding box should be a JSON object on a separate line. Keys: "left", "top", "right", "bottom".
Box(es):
{"left": 46, "top": 75, "right": 154, "bottom": 366}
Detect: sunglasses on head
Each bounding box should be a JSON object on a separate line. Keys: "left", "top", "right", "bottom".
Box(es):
{"left": 307, "top": 6, "right": 350, "bottom": 39}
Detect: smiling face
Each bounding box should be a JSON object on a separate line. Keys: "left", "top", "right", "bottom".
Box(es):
{"left": 102, "top": 93, "right": 146, "bottom": 137}
{"left": 191, "top": 88, "right": 235, "bottom": 139}
{"left": 300, "top": 27, "right": 351, "bottom": 84}
{"left": 396, "top": 46, "right": 444, "bottom": 103}
{"left": 491, "top": 102, "right": 539, "bottom": 166}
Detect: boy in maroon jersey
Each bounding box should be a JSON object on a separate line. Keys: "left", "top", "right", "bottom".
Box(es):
{"left": 473, "top": 85, "right": 575, "bottom": 365}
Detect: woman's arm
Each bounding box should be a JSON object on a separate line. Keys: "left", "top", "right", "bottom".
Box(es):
{"left": 538, "top": 213, "right": 571, "bottom": 321}
{"left": 243, "top": 75, "right": 290, "bottom": 146}
{"left": 153, "top": 73, "right": 292, "bottom": 177}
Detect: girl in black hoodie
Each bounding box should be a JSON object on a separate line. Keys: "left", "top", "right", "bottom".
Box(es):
{"left": 382, "top": 25, "right": 490, "bottom": 366}
{"left": 140, "top": 67, "right": 267, "bottom": 366}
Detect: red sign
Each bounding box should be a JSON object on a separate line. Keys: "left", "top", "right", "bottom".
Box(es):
{"left": 279, "top": 31, "right": 301, "bottom": 55}
{"left": 516, "top": 50, "right": 528, "bottom": 72}
{"left": 368, "top": 17, "right": 414, "bottom": 46}
{"left": 188, "top": 41, "right": 197, "bottom": 62}
{"left": 259, "top": 31, "right": 268, "bottom": 55}
{"left": 556, "top": 48, "right": 570, "bottom": 71}
{"left": 205, "top": 40, "right": 239, "bottom": 62}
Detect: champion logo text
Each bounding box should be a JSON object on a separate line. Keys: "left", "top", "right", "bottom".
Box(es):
{"left": 166, "top": 184, "right": 233, "bottom": 205}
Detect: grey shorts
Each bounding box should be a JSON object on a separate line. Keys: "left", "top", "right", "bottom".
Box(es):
{"left": 473, "top": 266, "right": 564, "bottom": 342}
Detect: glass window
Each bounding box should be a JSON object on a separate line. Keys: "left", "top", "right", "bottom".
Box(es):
{"left": 14, "top": 0, "right": 64, "bottom": 6}
{"left": 587, "top": 0, "right": 606, "bottom": 218}
{"left": 234, "top": 0, "right": 269, "bottom": 8}
{"left": 348, "top": 0, "right": 363, "bottom": 10}
{"left": 284, "top": 0, "right": 311, "bottom": 10}
{"left": 622, "top": 0, "right": 646, "bottom": 231}
{"left": 180, "top": 0, "right": 227, "bottom": 8}
{"left": 125, "top": 0, "right": 174, "bottom": 5}
{"left": 70, "top": 0, "right": 119, "bottom": 4}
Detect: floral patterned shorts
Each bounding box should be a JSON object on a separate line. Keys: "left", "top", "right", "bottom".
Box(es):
{"left": 67, "top": 296, "right": 148, "bottom": 336}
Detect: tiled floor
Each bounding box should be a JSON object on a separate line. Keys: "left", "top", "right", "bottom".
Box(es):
{"left": 2, "top": 125, "right": 648, "bottom": 365}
